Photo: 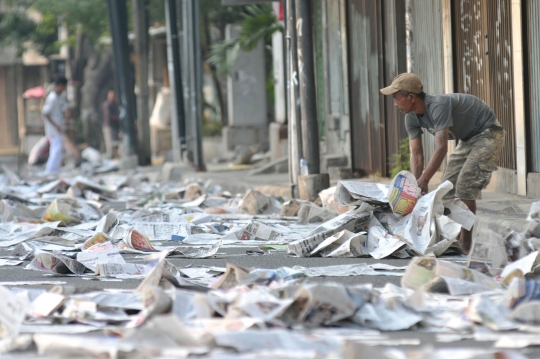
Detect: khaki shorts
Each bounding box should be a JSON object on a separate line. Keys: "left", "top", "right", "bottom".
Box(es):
{"left": 441, "top": 123, "right": 505, "bottom": 201}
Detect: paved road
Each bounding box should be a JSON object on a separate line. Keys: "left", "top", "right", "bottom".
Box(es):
{"left": 1, "top": 160, "right": 539, "bottom": 357}
{"left": 2, "top": 245, "right": 540, "bottom": 358}
{"left": 0, "top": 245, "right": 408, "bottom": 290}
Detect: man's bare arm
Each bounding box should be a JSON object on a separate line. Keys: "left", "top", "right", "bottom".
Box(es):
{"left": 410, "top": 137, "right": 424, "bottom": 179}
{"left": 417, "top": 128, "right": 449, "bottom": 192}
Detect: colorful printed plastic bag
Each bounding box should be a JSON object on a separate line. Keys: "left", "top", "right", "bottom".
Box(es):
{"left": 387, "top": 171, "right": 421, "bottom": 217}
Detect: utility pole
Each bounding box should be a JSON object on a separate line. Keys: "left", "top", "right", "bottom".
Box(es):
{"left": 192, "top": 0, "right": 205, "bottom": 171}
{"left": 181, "top": 0, "right": 205, "bottom": 171}
{"left": 106, "top": 0, "right": 139, "bottom": 164}
{"left": 133, "top": 0, "right": 152, "bottom": 166}
{"left": 165, "top": 0, "right": 187, "bottom": 162}
{"left": 294, "top": 0, "right": 329, "bottom": 201}
{"left": 286, "top": 0, "right": 302, "bottom": 197}
{"left": 295, "top": 0, "right": 319, "bottom": 175}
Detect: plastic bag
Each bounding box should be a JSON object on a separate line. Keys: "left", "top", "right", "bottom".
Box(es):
{"left": 387, "top": 171, "right": 421, "bottom": 217}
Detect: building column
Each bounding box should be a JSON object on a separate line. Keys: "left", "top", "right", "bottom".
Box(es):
{"left": 511, "top": 0, "right": 527, "bottom": 196}
{"left": 441, "top": 0, "right": 456, "bottom": 157}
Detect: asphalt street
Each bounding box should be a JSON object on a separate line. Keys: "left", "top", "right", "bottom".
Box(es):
{"left": 2, "top": 244, "right": 540, "bottom": 358}
{"left": 0, "top": 161, "right": 539, "bottom": 357}
{"left": 0, "top": 245, "right": 409, "bottom": 290}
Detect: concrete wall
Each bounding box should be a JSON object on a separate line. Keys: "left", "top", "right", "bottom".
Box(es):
{"left": 226, "top": 25, "right": 267, "bottom": 128}
{"left": 318, "top": 0, "right": 351, "bottom": 172}
{"left": 202, "top": 136, "right": 224, "bottom": 164}
{"left": 527, "top": 173, "right": 540, "bottom": 199}
{"left": 487, "top": 168, "right": 518, "bottom": 196}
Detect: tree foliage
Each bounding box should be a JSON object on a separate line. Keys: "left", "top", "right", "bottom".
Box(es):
{"left": 33, "top": 0, "right": 109, "bottom": 46}
{"left": 206, "top": 4, "right": 282, "bottom": 76}
{"left": 0, "top": 0, "right": 109, "bottom": 56}
{"left": 0, "top": 0, "right": 163, "bottom": 57}
{"left": 390, "top": 138, "right": 411, "bottom": 178}
{"left": 0, "top": 8, "right": 59, "bottom": 56}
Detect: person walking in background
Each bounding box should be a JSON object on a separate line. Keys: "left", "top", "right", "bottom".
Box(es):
{"left": 102, "top": 90, "right": 121, "bottom": 159}
{"left": 42, "top": 76, "right": 69, "bottom": 174}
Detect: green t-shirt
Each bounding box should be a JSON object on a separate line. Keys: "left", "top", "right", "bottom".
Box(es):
{"left": 405, "top": 94, "right": 496, "bottom": 141}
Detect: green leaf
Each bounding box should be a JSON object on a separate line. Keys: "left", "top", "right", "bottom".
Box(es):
{"left": 205, "top": 4, "right": 282, "bottom": 76}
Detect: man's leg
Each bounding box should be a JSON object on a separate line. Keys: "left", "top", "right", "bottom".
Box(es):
{"left": 455, "top": 127, "right": 505, "bottom": 253}
{"left": 459, "top": 199, "right": 476, "bottom": 253}
{"left": 44, "top": 135, "right": 63, "bottom": 174}
{"left": 441, "top": 139, "right": 474, "bottom": 253}
{"left": 441, "top": 141, "right": 470, "bottom": 200}
{"left": 103, "top": 127, "right": 113, "bottom": 159}
{"left": 111, "top": 127, "right": 120, "bottom": 159}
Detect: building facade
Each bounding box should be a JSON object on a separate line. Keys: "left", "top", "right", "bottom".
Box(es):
{"left": 316, "top": 0, "right": 536, "bottom": 197}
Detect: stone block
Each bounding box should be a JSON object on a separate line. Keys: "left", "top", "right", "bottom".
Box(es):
{"left": 269, "top": 122, "right": 288, "bottom": 161}
{"left": 160, "top": 162, "right": 189, "bottom": 181}
{"left": 298, "top": 173, "right": 331, "bottom": 202}
{"left": 328, "top": 166, "right": 354, "bottom": 181}
{"left": 492, "top": 168, "right": 518, "bottom": 195}
{"left": 119, "top": 155, "right": 138, "bottom": 171}
{"left": 223, "top": 125, "right": 269, "bottom": 152}
{"left": 250, "top": 157, "right": 288, "bottom": 175}
{"left": 527, "top": 173, "right": 540, "bottom": 199}
{"left": 321, "top": 154, "right": 349, "bottom": 173}
{"left": 226, "top": 25, "right": 267, "bottom": 127}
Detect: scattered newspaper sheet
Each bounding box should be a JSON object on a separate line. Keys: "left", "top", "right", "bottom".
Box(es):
{"left": 27, "top": 252, "right": 87, "bottom": 275}
{"left": 308, "top": 230, "right": 367, "bottom": 258}
{"left": 297, "top": 203, "right": 339, "bottom": 224}
{"left": 288, "top": 208, "right": 371, "bottom": 257}
{"left": 77, "top": 246, "right": 125, "bottom": 271}
{"left": 365, "top": 216, "right": 407, "bottom": 259}
{"left": 527, "top": 201, "right": 540, "bottom": 222}
{"left": 169, "top": 239, "right": 222, "bottom": 258}
{"left": 468, "top": 230, "right": 510, "bottom": 275}
{"left": 95, "top": 263, "right": 148, "bottom": 278}
{"left": 402, "top": 257, "right": 503, "bottom": 295}
{"left": 334, "top": 181, "right": 389, "bottom": 206}
{"left": 444, "top": 199, "right": 476, "bottom": 231}
{"left": 500, "top": 252, "right": 540, "bottom": 282}
{"left": 402, "top": 181, "right": 453, "bottom": 254}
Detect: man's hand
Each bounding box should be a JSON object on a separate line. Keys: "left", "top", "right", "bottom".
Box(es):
{"left": 417, "top": 177, "right": 429, "bottom": 195}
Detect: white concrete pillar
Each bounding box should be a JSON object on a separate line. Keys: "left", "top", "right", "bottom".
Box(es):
{"left": 511, "top": 0, "right": 527, "bottom": 196}
{"left": 272, "top": 29, "right": 286, "bottom": 124}
{"left": 441, "top": 0, "right": 456, "bottom": 157}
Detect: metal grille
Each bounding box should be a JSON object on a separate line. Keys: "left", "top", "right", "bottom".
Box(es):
{"left": 348, "top": 0, "right": 387, "bottom": 176}
{"left": 527, "top": 0, "right": 540, "bottom": 172}
{"left": 0, "top": 67, "right": 13, "bottom": 148}
{"left": 486, "top": 0, "right": 515, "bottom": 170}
{"left": 411, "top": 0, "right": 446, "bottom": 170}
{"left": 453, "top": 0, "right": 491, "bottom": 102}
{"left": 383, "top": 0, "right": 408, "bottom": 171}
{"left": 313, "top": 0, "right": 326, "bottom": 140}
{"left": 452, "top": 0, "right": 516, "bottom": 169}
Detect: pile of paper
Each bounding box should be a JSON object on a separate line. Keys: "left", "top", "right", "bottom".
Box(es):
{"left": 1, "top": 166, "right": 540, "bottom": 357}
{"left": 0, "top": 252, "right": 539, "bottom": 358}
{"left": 289, "top": 178, "right": 473, "bottom": 259}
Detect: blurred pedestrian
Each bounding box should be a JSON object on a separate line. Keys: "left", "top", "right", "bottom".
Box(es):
{"left": 102, "top": 90, "right": 120, "bottom": 159}
{"left": 42, "top": 76, "right": 69, "bottom": 174}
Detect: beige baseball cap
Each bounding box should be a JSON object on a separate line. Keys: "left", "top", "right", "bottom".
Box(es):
{"left": 380, "top": 73, "right": 423, "bottom": 95}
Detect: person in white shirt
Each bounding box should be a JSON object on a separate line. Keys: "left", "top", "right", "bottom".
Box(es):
{"left": 42, "top": 76, "right": 69, "bottom": 174}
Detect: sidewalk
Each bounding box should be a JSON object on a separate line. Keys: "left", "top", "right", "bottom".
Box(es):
{"left": 184, "top": 165, "right": 539, "bottom": 239}
{"left": 190, "top": 166, "right": 537, "bottom": 219}
{"left": 4, "top": 153, "right": 537, "bottom": 238}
